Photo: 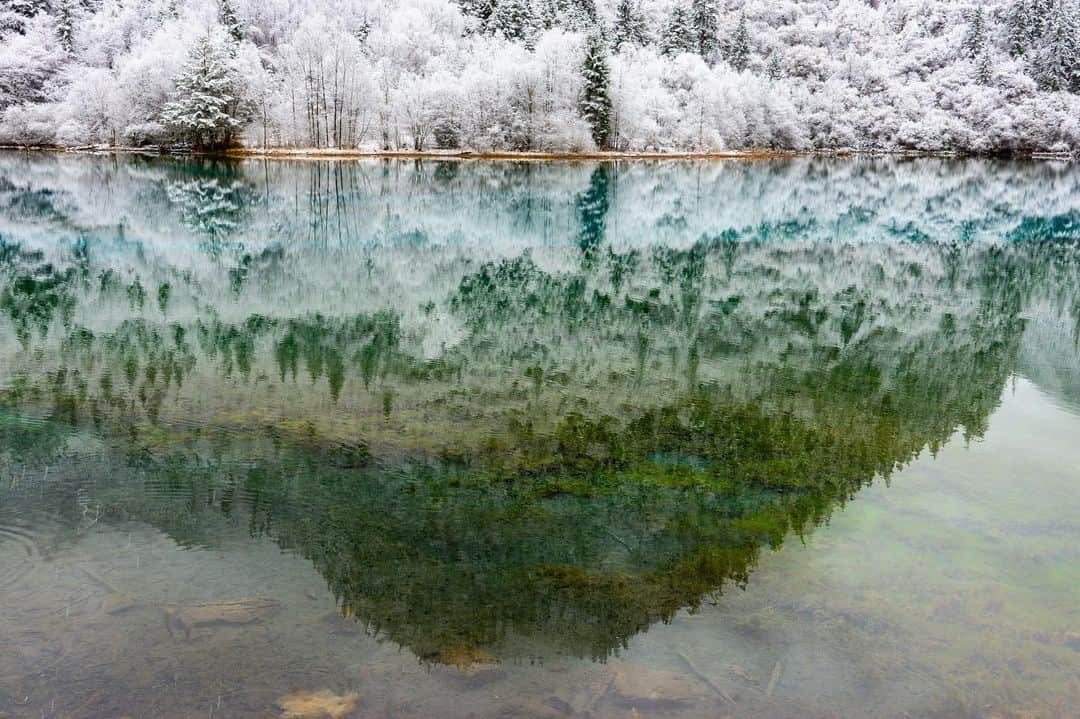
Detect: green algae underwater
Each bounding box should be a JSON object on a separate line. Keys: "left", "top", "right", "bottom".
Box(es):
{"left": 0, "top": 153, "right": 1078, "bottom": 718}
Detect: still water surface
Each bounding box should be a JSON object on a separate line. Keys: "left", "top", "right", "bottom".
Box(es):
{"left": 0, "top": 153, "right": 1078, "bottom": 718}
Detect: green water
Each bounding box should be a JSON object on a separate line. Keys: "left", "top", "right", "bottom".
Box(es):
{"left": 0, "top": 152, "right": 1077, "bottom": 718}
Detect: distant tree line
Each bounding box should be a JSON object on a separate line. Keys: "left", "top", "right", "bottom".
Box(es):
{"left": 0, "top": 0, "right": 1077, "bottom": 150}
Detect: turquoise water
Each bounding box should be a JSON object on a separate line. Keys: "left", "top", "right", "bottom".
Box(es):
{"left": 0, "top": 153, "right": 1078, "bottom": 718}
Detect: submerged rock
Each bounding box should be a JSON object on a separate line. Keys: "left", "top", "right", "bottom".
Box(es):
{"left": 166, "top": 597, "right": 281, "bottom": 639}
{"left": 608, "top": 661, "right": 707, "bottom": 710}
{"left": 493, "top": 699, "right": 569, "bottom": 718}
{"left": 276, "top": 689, "right": 360, "bottom": 718}
{"left": 101, "top": 591, "right": 141, "bottom": 616}
{"left": 433, "top": 647, "right": 506, "bottom": 687}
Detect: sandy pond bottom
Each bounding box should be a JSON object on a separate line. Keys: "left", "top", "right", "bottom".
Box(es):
{"left": 1, "top": 378, "right": 1078, "bottom": 719}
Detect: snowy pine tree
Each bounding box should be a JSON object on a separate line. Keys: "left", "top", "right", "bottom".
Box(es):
{"left": 1008, "top": 0, "right": 1080, "bottom": 92}
{"left": 220, "top": 0, "right": 244, "bottom": 44}
{"left": 766, "top": 50, "right": 783, "bottom": 80}
{"left": 54, "top": 0, "right": 77, "bottom": 52}
{"left": 9, "top": 0, "right": 46, "bottom": 19}
{"left": 1006, "top": 1, "right": 1027, "bottom": 56}
{"left": 528, "top": 0, "right": 594, "bottom": 32}
{"left": 1, "top": 0, "right": 47, "bottom": 34}
{"left": 1007, "top": 0, "right": 1052, "bottom": 57}
{"left": 725, "top": 13, "right": 751, "bottom": 72}
{"left": 579, "top": 32, "right": 612, "bottom": 149}
{"left": 612, "top": 0, "right": 649, "bottom": 51}
{"left": 962, "top": 7, "right": 986, "bottom": 60}
{"left": 564, "top": 0, "right": 599, "bottom": 32}
{"left": 976, "top": 50, "right": 994, "bottom": 86}
{"left": 690, "top": 0, "right": 719, "bottom": 59}
{"left": 458, "top": 0, "right": 496, "bottom": 26}
{"left": 489, "top": 0, "right": 536, "bottom": 41}
{"left": 1030, "top": 1, "right": 1080, "bottom": 92}
{"left": 660, "top": 5, "right": 694, "bottom": 56}
{"left": 161, "top": 33, "right": 246, "bottom": 149}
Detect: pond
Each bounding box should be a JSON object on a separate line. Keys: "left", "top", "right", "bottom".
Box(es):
{"left": 0, "top": 152, "right": 1078, "bottom": 718}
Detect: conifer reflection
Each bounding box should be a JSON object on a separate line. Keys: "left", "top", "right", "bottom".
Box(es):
{"left": 1, "top": 156, "right": 1078, "bottom": 664}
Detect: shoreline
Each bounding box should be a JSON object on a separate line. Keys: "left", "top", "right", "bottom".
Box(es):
{"left": 0, "top": 145, "right": 1074, "bottom": 162}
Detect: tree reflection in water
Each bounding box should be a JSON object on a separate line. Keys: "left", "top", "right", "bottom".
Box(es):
{"left": 0, "top": 153, "right": 1078, "bottom": 665}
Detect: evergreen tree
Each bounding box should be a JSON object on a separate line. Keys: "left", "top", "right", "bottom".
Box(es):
{"left": 353, "top": 16, "right": 372, "bottom": 43}
{"left": 1006, "top": 3, "right": 1024, "bottom": 56}
{"left": 488, "top": 0, "right": 537, "bottom": 41}
{"left": 220, "top": 0, "right": 244, "bottom": 44}
{"left": 766, "top": 50, "right": 783, "bottom": 79}
{"left": 1007, "top": 0, "right": 1052, "bottom": 57}
{"left": 533, "top": 0, "right": 558, "bottom": 30}
{"left": 579, "top": 33, "right": 613, "bottom": 149}
{"left": 689, "top": 0, "right": 719, "bottom": 59}
{"left": 1030, "top": 1, "right": 1080, "bottom": 92}
{"left": 9, "top": 0, "right": 46, "bottom": 18}
{"left": 561, "top": 0, "right": 599, "bottom": 32}
{"left": 161, "top": 33, "right": 247, "bottom": 150}
{"left": 3, "top": 0, "right": 48, "bottom": 33}
{"left": 962, "top": 6, "right": 986, "bottom": 60}
{"left": 612, "top": 0, "right": 649, "bottom": 51}
{"left": 459, "top": 0, "right": 496, "bottom": 27}
{"left": 660, "top": 5, "right": 694, "bottom": 56}
{"left": 575, "top": 0, "right": 599, "bottom": 23}
{"left": 975, "top": 50, "right": 994, "bottom": 85}
{"left": 54, "top": 0, "right": 77, "bottom": 52}
{"left": 725, "top": 13, "right": 751, "bottom": 72}
{"left": 1008, "top": 0, "right": 1080, "bottom": 92}
{"left": 531, "top": 0, "right": 596, "bottom": 31}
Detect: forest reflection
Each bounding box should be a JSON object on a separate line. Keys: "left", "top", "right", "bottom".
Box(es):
{"left": 1, "top": 154, "right": 1078, "bottom": 664}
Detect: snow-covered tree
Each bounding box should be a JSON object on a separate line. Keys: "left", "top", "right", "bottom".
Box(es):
{"left": 0, "top": 0, "right": 48, "bottom": 35}
{"left": 612, "top": 0, "right": 649, "bottom": 51}
{"left": 458, "top": 0, "right": 496, "bottom": 26}
{"left": 725, "top": 13, "right": 750, "bottom": 72}
{"left": 580, "top": 32, "right": 612, "bottom": 149}
{"left": 1029, "top": 1, "right": 1080, "bottom": 92}
{"left": 660, "top": 5, "right": 694, "bottom": 56}
{"left": 220, "top": 0, "right": 245, "bottom": 44}
{"left": 766, "top": 50, "right": 783, "bottom": 80}
{"left": 565, "top": 0, "right": 598, "bottom": 30}
{"left": 0, "top": 0, "right": 1077, "bottom": 154}
{"left": 0, "top": 13, "right": 66, "bottom": 109}
{"left": 533, "top": 0, "right": 596, "bottom": 32}
{"left": 489, "top": 0, "right": 537, "bottom": 42}
{"left": 962, "top": 7, "right": 986, "bottom": 60}
{"left": 55, "top": 65, "right": 121, "bottom": 144}
{"left": 975, "top": 50, "right": 994, "bottom": 86}
{"left": 1007, "top": 0, "right": 1052, "bottom": 58}
{"left": 1006, "top": 0, "right": 1079, "bottom": 92}
{"left": 161, "top": 31, "right": 247, "bottom": 149}
{"left": 234, "top": 41, "right": 274, "bottom": 148}
{"left": 54, "top": 0, "right": 79, "bottom": 53}
{"left": 690, "top": 0, "right": 719, "bottom": 60}
{"left": 276, "top": 16, "right": 375, "bottom": 148}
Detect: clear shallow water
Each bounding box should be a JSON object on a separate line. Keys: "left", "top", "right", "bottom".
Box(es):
{"left": 0, "top": 152, "right": 1078, "bottom": 718}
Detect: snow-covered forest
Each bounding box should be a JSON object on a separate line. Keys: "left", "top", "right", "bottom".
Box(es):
{"left": 0, "top": 0, "right": 1078, "bottom": 153}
